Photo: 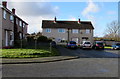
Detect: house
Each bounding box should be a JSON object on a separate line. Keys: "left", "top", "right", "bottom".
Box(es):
{"left": 42, "top": 17, "right": 94, "bottom": 44}
{"left": 0, "top": 1, "right": 28, "bottom": 48}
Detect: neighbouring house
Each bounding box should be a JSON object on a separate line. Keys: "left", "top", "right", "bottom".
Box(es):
{"left": 0, "top": 1, "right": 28, "bottom": 48}
{"left": 42, "top": 17, "right": 94, "bottom": 44}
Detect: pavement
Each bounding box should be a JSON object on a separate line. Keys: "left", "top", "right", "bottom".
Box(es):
{"left": 1, "top": 56, "right": 79, "bottom": 64}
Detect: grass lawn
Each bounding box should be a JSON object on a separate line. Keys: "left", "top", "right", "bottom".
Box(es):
{"left": 1, "top": 47, "right": 59, "bottom": 58}
{"left": 104, "top": 46, "right": 112, "bottom": 49}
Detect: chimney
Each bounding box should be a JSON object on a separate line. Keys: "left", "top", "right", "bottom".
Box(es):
{"left": 12, "top": 8, "right": 15, "bottom": 14}
{"left": 78, "top": 18, "right": 81, "bottom": 24}
{"left": 54, "top": 16, "right": 57, "bottom": 23}
{"left": 2, "top": 1, "right": 7, "bottom": 8}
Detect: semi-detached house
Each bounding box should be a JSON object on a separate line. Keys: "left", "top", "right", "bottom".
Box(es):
{"left": 42, "top": 17, "right": 94, "bottom": 44}
{"left": 0, "top": 1, "right": 28, "bottom": 48}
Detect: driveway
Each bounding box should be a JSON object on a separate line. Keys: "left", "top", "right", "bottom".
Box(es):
{"left": 57, "top": 46, "right": 120, "bottom": 58}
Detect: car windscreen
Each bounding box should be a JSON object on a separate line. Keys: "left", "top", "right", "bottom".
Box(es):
{"left": 84, "top": 42, "right": 90, "bottom": 44}
{"left": 116, "top": 43, "right": 120, "bottom": 45}
{"left": 70, "top": 42, "right": 76, "bottom": 44}
{"left": 97, "top": 42, "right": 103, "bottom": 45}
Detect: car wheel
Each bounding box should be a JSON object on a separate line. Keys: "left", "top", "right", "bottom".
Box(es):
{"left": 95, "top": 47, "right": 97, "bottom": 50}
{"left": 111, "top": 47, "right": 114, "bottom": 50}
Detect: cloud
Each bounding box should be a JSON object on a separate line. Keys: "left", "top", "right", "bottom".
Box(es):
{"left": 81, "top": 0, "right": 99, "bottom": 25}
{"left": 107, "top": 11, "right": 116, "bottom": 15}
{"left": 7, "top": 2, "right": 59, "bottom": 33}
{"left": 8, "top": 2, "right": 59, "bottom": 16}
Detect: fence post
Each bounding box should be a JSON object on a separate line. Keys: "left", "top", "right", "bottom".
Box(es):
{"left": 20, "top": 39, "right": 22, "bottom": 49}
{"left": 35, "top": 39, "right": 37, "bottom": 49}
{"left": 50, "top": 42, "right": 52, "bottom": 53}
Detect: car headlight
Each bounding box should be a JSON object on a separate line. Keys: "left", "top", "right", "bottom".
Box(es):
{"left": 116, "top": 46, "right": 119, "bottom": 48}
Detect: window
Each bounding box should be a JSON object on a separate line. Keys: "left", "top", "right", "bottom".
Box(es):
{"left": 19, "top": 33, "right": 22, "bottom": 39}
{"left": 86, "top": 29, "right": 90, "bottom": 34}
{"left": 3, "top": 10, "right": 6, "bottom": 19}
{"left": 46, "top": 28, "right": 51, "bottom": 33}
{"left": 72, "top": 29, "right": 78, "bottom": 33}
{"left": 10, "top": 15, "right": 14, "bottom": 22}
{"left": 58, "top": 29, "right": 65, "bottom": 33}
{"left": 19, "top": 21, "right": 22, "bottom": 27}
{"left": 10, "top": 31, "right": 14, "bottom": 41}
{"left": 16, "top": 18, "right": 18, "bottom": 25}
{"left": 23, "top": 23, "right": 25, "bottom": 27}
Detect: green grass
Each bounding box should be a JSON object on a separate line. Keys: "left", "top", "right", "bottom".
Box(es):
{"left": 0, "top": 47, "right": 59, "bottom": 58}
{"left": 104, "top": 46, "right": 112, "bottom": 49}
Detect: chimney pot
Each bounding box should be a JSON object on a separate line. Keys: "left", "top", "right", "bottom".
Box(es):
{"left": 2, "top": 1, "right": 7, "bottom": 8}
{"left": 78, "top": 18, "right": 81, "bottom": 24}
{"left": 54, "top": 16, "right": 57, "bottom": 23}
{"left": 12, "top": 8, "right": 15, "bottom": 14}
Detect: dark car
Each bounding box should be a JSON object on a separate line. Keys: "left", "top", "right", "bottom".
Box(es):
{"left": 66, "top": 41, "right": 77, "bottom": 49}
{"left": 51, "top": 41, "right": 57, "bottom": 48}
{"left": 92, "top": 41, "right": 104, "bottom": 49}
{"left": 111, "top": 43, "right": 120, "bottom": 50}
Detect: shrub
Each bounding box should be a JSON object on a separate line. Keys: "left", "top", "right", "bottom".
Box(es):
{"left": 37, "top": 36, "right": 48, "bottom": 42}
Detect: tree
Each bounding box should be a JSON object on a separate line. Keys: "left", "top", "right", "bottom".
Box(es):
{"left": 104, "top": 20, "right": 120, "bottom": 41}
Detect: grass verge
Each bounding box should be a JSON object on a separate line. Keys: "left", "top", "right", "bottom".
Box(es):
{"left": 104, "top": 46, "right": 112, "bottom": 49}
{"left": 1, "top": 47, "right": 59, "bottom": 58}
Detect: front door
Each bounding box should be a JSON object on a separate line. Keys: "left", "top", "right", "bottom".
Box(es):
{"left": 5, "top": 30, "right": 8, "bottom": 46}
{"left": 72, "top": 38, "right": 79, "bottom": 43}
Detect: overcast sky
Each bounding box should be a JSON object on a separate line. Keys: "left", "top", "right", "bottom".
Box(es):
{"left": 1, "top": 0, "right": 119, "bottom": 37}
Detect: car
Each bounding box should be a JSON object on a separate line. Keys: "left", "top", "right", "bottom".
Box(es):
{"left": 81, "top": 41, "right": 92, "bottom": 49}
{"left": 111, "top": 43, "right": 120, "bottom": 50}
{"left": 51, "top": 41, "right": 57, "bottom": 48}
{"left": 92, "top": 41, "right": 104, "bottom": 49}
{"left": 66, "top": 41, "right": 77, "bottom": 49}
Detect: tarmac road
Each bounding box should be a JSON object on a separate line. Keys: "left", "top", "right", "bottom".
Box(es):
{"left": 58, "top": 46, "right": 120, "bottom": 58}
{"left": 2, "top": 58, "right": 118, "bottom": 77}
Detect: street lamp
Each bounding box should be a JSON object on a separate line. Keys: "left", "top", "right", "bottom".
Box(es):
{"left": 34, "top": 36, "right": 39, "bottom": 49}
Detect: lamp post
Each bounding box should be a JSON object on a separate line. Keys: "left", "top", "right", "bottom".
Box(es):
{"left": 34, "top": 36, "right": 38, "bottom": 49}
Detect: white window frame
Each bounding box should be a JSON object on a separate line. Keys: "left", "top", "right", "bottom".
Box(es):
{"left": 10, "top": 31, "right": 14, "bottom": 41}
{"left": 46, "top": 28, "right": 51, "bottom": 33}
{"left": 10, "top": 14, "right": 14, "bottom": 22}
{"left": 86, "top": 29, "right": 90, "bottom": 34}
{"left": 72, "top": 29, "right": 79, "bottom": 33}
{"left": 58, "top": 29, "right": 65, "bottom": 33}
{"left": 16, "top": 18, "right": 18, "bottom": 25}
{"left": 19, "top": 33, "right": 22, "bottom": 39}
{"left": 19, "top": 21, "right": 22, "bottom": 27}
{"left": 23, "top": 23, "right": 25, "bottom": 27}
{"left": 3, "top": 10, "right": 6, "bottom": 19}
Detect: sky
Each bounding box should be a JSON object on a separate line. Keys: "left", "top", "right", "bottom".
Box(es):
{"left": 1, "top": 0, "right": 119, "bottom": 37}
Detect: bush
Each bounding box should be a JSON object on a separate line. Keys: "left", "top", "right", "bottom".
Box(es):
{"left": 27, "top": 36, "right": 34, "bottom": 42}
{"left": 37, "top": 36, "right": 49, "bottom": 42}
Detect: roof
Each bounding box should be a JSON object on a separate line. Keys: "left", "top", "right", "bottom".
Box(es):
{"left": 42, "top": 20, "right": 94, "bottom": 29}
{"left": 1, "top": 7, "right": 28, "bottom": 25}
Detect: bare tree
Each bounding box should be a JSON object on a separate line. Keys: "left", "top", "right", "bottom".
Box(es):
{"left": 104, "top": 20, "right": 120, "bottom": 41}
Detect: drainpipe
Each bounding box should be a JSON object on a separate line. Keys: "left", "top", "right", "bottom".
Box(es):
{"left": 68, "top": 28, "right": 70, "bottom": 42}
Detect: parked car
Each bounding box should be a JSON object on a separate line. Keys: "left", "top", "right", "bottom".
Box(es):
{"left": 51, "top": 41, "right": 57, "bottom": 48}
{"left": 66, "top": 41, "right": 77, "bottom": 49}
{"left": 111, "top": 43, "right": 120, "bottom": 50}
{"left": 92, "top": 41, "right": 104, "bottom": 49}
{"left": 80, "top": 41, "right": 92, "bottom": 49}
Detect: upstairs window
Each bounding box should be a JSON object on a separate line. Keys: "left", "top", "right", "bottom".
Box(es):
{"left": 19, "top": 21, "right": 22, "bottom": 27}
{"left": 3, "top": 10, "right": 6, "bottom": 19}
{"left": 23, "top": 23, "right": 26, "bottom": 27}
{"left": 58, "top": 29, "right": 65, "bottom": 33}
{"left": 16, "top": 18, "right": 18, "bottom": 25}
{"left": 86, "top": 29, "right": 90, "bottom": 34}
{"left": 72, "top": 29, "right": 78, "bottom": 33}
{"left": 46, "top": 28, "right": 51, "bottom": 33}
{"left": 10, "top": 15, "right": 14, "bottom": 22}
